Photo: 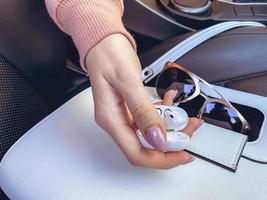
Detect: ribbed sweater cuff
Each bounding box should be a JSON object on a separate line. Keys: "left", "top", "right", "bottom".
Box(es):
{"left": 55, "top": 0, "right": 136, "bottom": 71}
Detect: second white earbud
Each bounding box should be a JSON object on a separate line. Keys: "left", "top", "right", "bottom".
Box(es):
{"left": 162, "top": 106, "right": 188, "bottom": 131}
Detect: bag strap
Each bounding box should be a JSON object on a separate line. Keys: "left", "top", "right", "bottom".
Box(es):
{"left": 142, "top": 21, "right": 266, "bottom": 83}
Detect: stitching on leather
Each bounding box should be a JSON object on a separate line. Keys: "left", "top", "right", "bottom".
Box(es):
{"left": 186, "top": 146, "right": 233, "bottom": 167}
{"left": 232, "top": 136, "right": 247, "bottom": 168}
{"left": 187, "top": 135, "right": 247, "bottom": 168}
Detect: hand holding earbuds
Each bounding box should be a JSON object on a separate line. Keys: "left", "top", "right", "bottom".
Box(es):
{"left": 137, "top": 105, "right": 191, "bottom": 152}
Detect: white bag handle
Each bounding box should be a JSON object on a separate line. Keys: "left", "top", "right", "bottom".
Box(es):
{"left": 142, "top": 21, "right": 266, "bottom": 83}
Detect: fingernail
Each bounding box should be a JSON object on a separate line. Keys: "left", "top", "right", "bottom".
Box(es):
{"left": 184, "top": 157, "right": 195, "bottom": 164}
{"left": 144, "top": 126, "right": 166, "bottom": 151}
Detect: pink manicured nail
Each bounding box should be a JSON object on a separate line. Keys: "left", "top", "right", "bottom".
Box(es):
{"left": 144, "top": 126, "right": 166, "bottom": 151}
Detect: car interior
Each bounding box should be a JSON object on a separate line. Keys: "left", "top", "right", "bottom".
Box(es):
{"left": 1, "top": 0, "right": 267, "bottom": 199}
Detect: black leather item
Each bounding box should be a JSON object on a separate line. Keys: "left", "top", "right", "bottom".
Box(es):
{"left": 0, "top": 0, "right": 67, "bottom": 109}
{"left": 140, "top": 27, "right": 267, "bottom": 87}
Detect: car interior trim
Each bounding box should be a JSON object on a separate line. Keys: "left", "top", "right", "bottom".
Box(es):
{"left": 142, "top": 21, "right": 265, "bottom": 83}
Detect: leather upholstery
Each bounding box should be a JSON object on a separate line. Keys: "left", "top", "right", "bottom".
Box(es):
{"left": 0, "top": 0, "right": 68, "bottom": 109}
{"left": 224, "top": 73, "right": 267, "bottom": 97}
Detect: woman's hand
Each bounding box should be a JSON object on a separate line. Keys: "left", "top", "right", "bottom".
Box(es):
{"left": 86, "top": 34, "right": 203, "bottom": 169}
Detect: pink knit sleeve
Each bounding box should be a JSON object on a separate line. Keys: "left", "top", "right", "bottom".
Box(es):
{"left": 45, "top": 0, "right": 136, "bottom": 71}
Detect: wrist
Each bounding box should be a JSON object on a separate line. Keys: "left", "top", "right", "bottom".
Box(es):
{"left": 85, "top": 34, "right": 141, "bottom": 79}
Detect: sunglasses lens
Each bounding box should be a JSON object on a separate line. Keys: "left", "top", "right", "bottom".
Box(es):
{"left": 156, "top": 67, "right": 196, "bottom": 102}
{"left": 202, "top": 102, "right": 243, "bottom": 133}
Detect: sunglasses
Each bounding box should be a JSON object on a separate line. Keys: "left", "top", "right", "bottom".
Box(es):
{"left": 155, "top": 61, "right": 251, "bottom": 134}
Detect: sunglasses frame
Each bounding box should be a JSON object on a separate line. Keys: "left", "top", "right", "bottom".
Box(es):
{"left": 156, "top": 61, "right": 251, "bottom": 133}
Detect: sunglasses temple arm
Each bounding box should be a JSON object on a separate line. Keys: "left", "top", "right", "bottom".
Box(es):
{"left": 196, "top": 99, "right": 209, "bottom": 119}
{"left": 173, "top": 102, "right": 180, "bottom": 107}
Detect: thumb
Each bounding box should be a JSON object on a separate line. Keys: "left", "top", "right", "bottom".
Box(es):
{"left": 113, "top": 75, "right": 167, "bottom": 151}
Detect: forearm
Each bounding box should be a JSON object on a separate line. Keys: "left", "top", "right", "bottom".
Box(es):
{"left": 45, "top": 0, "right": 136, "bottom": 70}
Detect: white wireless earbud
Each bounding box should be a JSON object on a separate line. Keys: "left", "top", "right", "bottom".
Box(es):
{"left": 166, "top": 131, "right": 190, "bottom": 152}
{"left": 137, "top": 105, "right": 190, "bottom": 152}
{"left": 163, "top": 107, "right": 188, "bottom": 131}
